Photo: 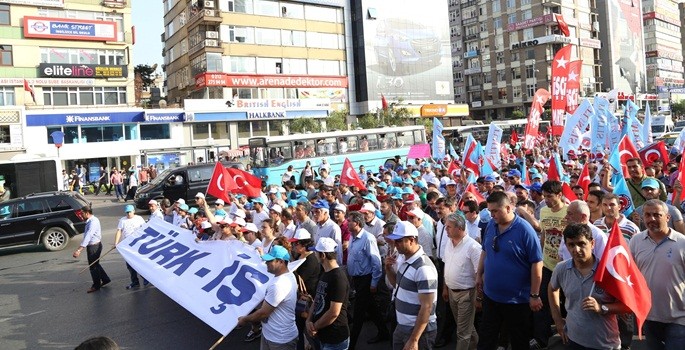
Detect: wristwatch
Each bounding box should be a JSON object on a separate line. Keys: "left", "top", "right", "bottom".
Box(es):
{"left": 530, "top": 293, "right": 540, "bottom": 299}
{"left": 600, "top": 304, "right": 609, "bottom": 315}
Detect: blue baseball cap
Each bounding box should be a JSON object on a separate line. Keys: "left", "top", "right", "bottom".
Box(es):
{"left": 178, "top": 203, "right": 190, "bottom": 212}
{"left": 376, "top": 182, "right": 387, "bottom": 190}
{"left": 124, "top": 204, "right": 135, "bottom": 213}
{"left": 484, "top": 175, "right": 497, "bottom": 183}
{"left": 392, "top": 194, "right": 403, "bottom": 200}
{"left": 507, "top": 169, "right": 522, "bottom": 178}
{"left": 415, "top": 180, "right": 427, "bottom": 190}
{"left": 312, "top": 200, "right": 330, "bottom": 210}
{"left": 252, "top": 197, "right": 266, "bottom": 204}
{"left": 392, "top": 176, "right": 403, "bottom": 184}
{"left": 641, "top": 178, "right": 660, "bottom": 189}
{"left": 188, "top": 207, "right": 199, "bottom": 214}
{"left": 402, "top": 187, "right": 413, "bottom": 195}
{"left": 403, "top": 178, "right": 415, "bottom": 185}
{"left": 411, "top": 170, "right": 421, "bottom": 178}
{"left": 529, "top": 183, "right": 543, "bottom": 193}
{"left": 262, "top": 245, "right": 290, "bottom": 262}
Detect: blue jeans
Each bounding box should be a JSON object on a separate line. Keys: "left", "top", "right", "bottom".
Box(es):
{"left": 643, "top": 320, "right": 685, "bottom": 350}
{"left": 114, "top": 184, "right": 124, "bottom": 199}
{"left": 320, "top": 337, "right": 349, "bottom": 350}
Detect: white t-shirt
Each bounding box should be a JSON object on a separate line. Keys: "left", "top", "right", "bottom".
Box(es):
{"left": 117, "top": 215, "right": 146, "bottom": 240}
{"left": 262, "top": 272, "right": 298, "bottom": 344}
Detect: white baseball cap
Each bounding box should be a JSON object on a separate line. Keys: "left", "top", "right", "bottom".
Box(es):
{"left": 232, "top": 209, "right": 246, "bottom": 219}
{"left": 406, "top": 208, "right": 424, "bottom": 219}
{"left": 195, "top": 192, "right": 205, "bottom": 199}
{"left": 201, "top": 221, "right": 212, "bottom": 230}
{"left": 230, "top": 217, "right": 246, "bottom": 227}
{"left": 334, "top": 203, "right": 347, "bottom": 213}
{"left": 359, "top": 203, "right": 376, "bottom": 213}
{"left": 215, "top": 199, "right": 225, "bottom": 205}
{"left": 242, "top": 222, "right": 258, "bottom": 233}
{"left": 148, "top": 199, "right": 159, "bottom": 205}
{"left": 270, "top": 204, "right": 283, "bottom": 214}
{"left": 288, "top": 228, "right": 312, "bottom": 242}
{"left": 309, "top": 237, "right": 337, "bottom": 253}
{"left": 176, "top": 198, "right": 186, "bottom": 204}
{"left": 387, "top": 221, "right": 419, "bottom": 240}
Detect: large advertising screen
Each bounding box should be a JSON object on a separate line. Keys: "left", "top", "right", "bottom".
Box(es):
{"left": 604, "top": 0, "right": 646, "bottom": 94}
{"left": 360, "top": 0, "right": 454, "bottom": 103}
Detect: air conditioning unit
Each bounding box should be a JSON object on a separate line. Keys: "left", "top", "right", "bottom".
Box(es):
{"left": 204, "top": 39, "right": 218, "bottom": 46}
{"left": 204, "top": 9, "right": 214, "bottom": 16}
{"left": 206, "top": 31, "right": 219, "bottom": 39}
{"left": 204, "top": 0, "right": 215, "bottom": 8}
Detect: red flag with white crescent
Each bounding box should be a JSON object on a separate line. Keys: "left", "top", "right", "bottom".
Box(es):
{"left": 565, "top": 60, "right": 582, "bottom": 114}
{"left": 578, "top": 162, "right": 591, "bottom": 200}
{"left": 548, "top": 156, "right": 561, "bottom": 182}
{"left": 447, "top": 161, "right": 459, "bottom": 179}
{"left": 551, "top": 45, "right": 572, "bottom": 136}
{"left": 617, "top": 136, "right": 640, "bottom": 178}
{"left": 206, "top": 162, "right": 234, "bottom": 204}
{"left": 562, "top": 182, "right": 578, "bottom": 202}
{"left": 594, "top": 221, "right": 652, "bottom": 337}
{"left": 638, "top": 141, "right": 669, "bottom": 168}
{"left": 340, "top": 158, "right": 367, "bottom": 191}
{"left": 464, "top": 183, "right": 485, "bottom": 204}
{"left": 524, "top": 88, "right": 551, "bottom": 149}
{"left": 555, "top": 13, "right": 570, "bottom": 37}
{"left": 226, "top": 167, "right": 262, "bottom": 198}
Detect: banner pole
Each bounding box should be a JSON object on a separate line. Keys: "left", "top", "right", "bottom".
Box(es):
{"left": 208, "top": 335, "right": 226, "bottom": 350}
{"left": 79, "top": 246, "right": 116, "bottom": 274}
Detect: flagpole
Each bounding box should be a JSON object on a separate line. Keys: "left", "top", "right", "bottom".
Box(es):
{"left": 588, "top": 281, "right": 596, "bottom": 297}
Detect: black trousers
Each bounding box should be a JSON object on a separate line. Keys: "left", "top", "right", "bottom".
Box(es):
{"left": 86, "top": 243, "right": 110, "bottom": 289}
{"left": 350, "top": 274, "right": 389, "bottom": 350}
{"left": 477, "top": 295, "right": 531, "bottom": 350}
{"left": 532, "top": 267, "right": 554, "bottom": 346}
{"left": 435, "top": 259, "right": 456, "bottom": 342}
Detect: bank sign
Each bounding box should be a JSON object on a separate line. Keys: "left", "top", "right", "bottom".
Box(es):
{"left": 39, "top": 63, "right": 127, "bottom": 78}
{"left": 24, "top": 16, "right": 117, "bottom": 42}
{"left": 26, "top": 111, "right": 185, "bottom": 126}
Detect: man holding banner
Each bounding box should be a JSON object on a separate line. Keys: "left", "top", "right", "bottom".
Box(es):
{"left": 238, "top": 245, "right": 298, "bottom": 350}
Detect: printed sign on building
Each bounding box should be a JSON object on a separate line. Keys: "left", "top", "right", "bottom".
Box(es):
{"left": 24, "top": 16, "right": 117, "bottom": 42}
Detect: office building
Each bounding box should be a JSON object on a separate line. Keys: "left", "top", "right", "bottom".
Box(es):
{"left": 641, "top": 0, "right": 684, "bottom": 95}
{"left": 449, "top": 0, "right": 603, "bottom": 120}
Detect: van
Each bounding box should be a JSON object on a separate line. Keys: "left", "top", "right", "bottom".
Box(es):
{"left": 651, "top": 114, "right": 674, "bottom": 138}
{"left": 133, "top": 162, "right": 244, "bottom": 210}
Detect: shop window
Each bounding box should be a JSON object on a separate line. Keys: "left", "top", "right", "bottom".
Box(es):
{"left": 43, "top": 87, "right": 127, "bottom": 106}
{"left": 192, "top": 123, "right": 210, "bottom": 139}
{"left": 0, "top": 125, "right": 9, "bottom": 143}
{"left": 140, "top": 124, "right": 170, "bottom": 140}
{"left": 124, "top": 124, "right": 138, "bottom": 140}
{"left": 251, "top": 120, "right": 268, "bottom": 137}
{"left": 81, "top": 124, "right": 122, "bottom": 142}
{"left": 238, "top": 121, "right": 251, "bottom": 138}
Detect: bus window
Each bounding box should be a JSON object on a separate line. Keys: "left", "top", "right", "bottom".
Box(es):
{"left": 304, "top": 140, "right": 316, "bottom": 157}
{"left": 269, "top": 142, "right": 293, "bottom": 166}
{"left": 317, "top": 138, "right": 338, "bottom": 155}
{"left": 338, "top": 137, "right": 349, "bottom": 153}
{"left": 347, "top": 136, "right": 358, "bottom": 152}
{"left": 382, "top": 133, "right": 397, "bottom": 148}
{"left": 366, "top": 134, "right": 379, "bottom": 150}
{"left": 397, "top": 132, "right": 413, "bottom": 147}
{"left": 252, "top": 147, "right": 267, "bottom": 167}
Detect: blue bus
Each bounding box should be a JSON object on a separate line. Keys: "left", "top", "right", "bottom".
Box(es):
{"left": 249, "top": 125, "right": 427, "bottom": 186}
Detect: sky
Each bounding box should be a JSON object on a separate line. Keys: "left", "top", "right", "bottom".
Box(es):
{"left": 132, "top": 0, "right": 164, "bottom": 66}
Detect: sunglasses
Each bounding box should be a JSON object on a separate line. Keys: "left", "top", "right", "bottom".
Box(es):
{"left": 492, "top": 234, "right": 500, "bottom": 253}
{"left": 220, "top": 224, "right": 229, "bottom": 228}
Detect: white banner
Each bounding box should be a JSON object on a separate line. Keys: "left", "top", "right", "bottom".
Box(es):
{"left": 558, "top": 99, "right": 595, "bottom": 155}
{"left": 484, "top": 123, "right": 503, "bottom": 168}
{"left": 117, "top": 219, "right": 273, "bottom": 336}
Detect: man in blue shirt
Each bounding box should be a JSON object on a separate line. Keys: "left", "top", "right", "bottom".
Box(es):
{"left": 72, "top": 206, "right": 110, "bottom": 293}
{"left": 346, "top": 210, "right": 388, "bottom": 349}
{"left": 476, "top": 191, "right": 543, "bottom": 350}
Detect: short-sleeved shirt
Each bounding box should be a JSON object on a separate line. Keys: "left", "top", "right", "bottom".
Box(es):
{"left": 482, "top": 215, "right": 543, "bottom": 304}
{"left": 540, "top": 206, "right": 568, "bottom": 271}
{"left": 550, "top": 259, "right": 619, "bottom": 349}
{"left": 316, "top": 219, "right": 343, "bottom": 264}
{"left": 629, "top": 229, "right": 685, "bottom": 326}
{"left": 594, "top": 216, "right": 640, "bottom": 241}
{"left": 312, "top": 267, "right": 350, "bottom": 344}
{"left": 262, "top": 272, "right": 298, "bottom": 344}
{"left": 117, "top": 215, "right": 146, "bottom": 240}
{"left": 635, "top": 203, "right": 683, "bottom": 231}
{"left": 394, "top": 247, "right": 438, "bottom": 329}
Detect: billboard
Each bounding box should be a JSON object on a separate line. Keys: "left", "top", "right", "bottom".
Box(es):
{"left": 39, "top": 63, "right": 128, "bottom": 78}
{"left": 4, "top": 0, "right": 63, "bottom": 6}
{"left": 359, "top": 0, "right": 453, "bottom": 103}
{"left": 24, "top": 16, "right": 117, "bottom": 42}
{"left": 601, "top": 0, "right": 646, "bottom": 94}
{"left": 195, "top": 73, "right": 348, "bottom": 89}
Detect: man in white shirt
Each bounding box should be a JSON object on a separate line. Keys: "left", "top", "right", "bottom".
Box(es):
{"left": 238, "top": 245, "right": 298, "bottom": 350}
{"left": 442, "top": 212, "right": 481, "bottom": 350}
{"left": 114, "top": 205, "right": 147, "bottom": 289}
{"left": 460, "top": 200, "right": 482, "bottom": 243}
{"left": 558, "top": 200, "right": 607, "bottom": 261}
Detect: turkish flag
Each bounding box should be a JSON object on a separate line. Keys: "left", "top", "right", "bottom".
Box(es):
{"left": 594, "top": 221, "right": 652, "bottom": 337}
{"left": 381, "top": 94, "right": 388, "bottom": 110}
{"left": 618, "top": 135, "right": 640, "bottom": 178}
{"left": 464, "top": 183, "right": 485, "bottom": 204}
{"left": 561, "top": 182, "right": 578, "bottom": 202}
{"left": 555, "top": 13, "right": 570, "bottom": 36}
{"left": 551, "top": 45, "right": 572, "bottom": 136}
{"left": 23, "top": 79, "right": 36, "bottom": 103}
{"left": 548, "top": 156, "right": 561, "bottom": 182}
{"left": 340, "top": 158, "right": 367, "bottom": 191}
{"left": 511, "top": 130, "right": 519, "bottom": 146}
{"left": 447, "top": 161, "right": 460, "bottom": 179}
{"left": 638, "top": 141, "right": 669, "bottom": 168}
{"left": 463, "top": 140, "right": 480, "bottom": 177}
{"left": 578, "top": 162, "right": 591, "bottom": 200}
{"left": 206, "top": 162, "right": 235, "bottom": 204}
{"left": 524, "top": 88, "right": 551, "bottom": 148}
{"left": 226, "top": 167, "right": 262, "bottom": 198}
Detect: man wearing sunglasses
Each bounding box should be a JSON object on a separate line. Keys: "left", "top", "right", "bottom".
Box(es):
{"left": 476, "top": 191, "right": 542, "bottom": 350}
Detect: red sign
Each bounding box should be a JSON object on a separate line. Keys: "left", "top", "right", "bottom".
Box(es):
{"left": 523, "top": 88, "right": 551, "bottom": 149}
{"left": 195, "top": 73, "right": 348, "bottom": 89}
{"left": 551, "top": 45, "right": 572, "bottom": 136}
{"left": 565, "top": 60, "right": 582, "bottom": 114}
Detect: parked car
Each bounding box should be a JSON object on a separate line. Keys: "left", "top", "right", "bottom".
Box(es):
{"left": 134, "top": 162, "right": 246, "bottom": 210}
{"left": 0, "top": 191, "right": 91, "bottom": 251}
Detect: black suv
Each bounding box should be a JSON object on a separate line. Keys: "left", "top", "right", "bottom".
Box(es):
{"left": 0, "top": 191, "right": 91, "bottom": 251}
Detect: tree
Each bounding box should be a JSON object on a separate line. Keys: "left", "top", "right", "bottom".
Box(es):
{"left": 290, "top": 117, "right": 321, "bottom": 133}
{"left": 134, "top": 64, "right": 157, "bottom": 88}
{"left": 511, "top": 110, "right": 525, "bottom": 119}
{"left": 356, "top": 112, "right": 380, "bottom": 129}
{"left": 325, "top": 110, "right": 348, "bottom": 131}
{"left": 671, "top": 100, "right": 685, "bottom": 118}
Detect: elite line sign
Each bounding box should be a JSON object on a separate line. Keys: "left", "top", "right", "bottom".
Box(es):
{"left": 39, "top": 63, "right": 128, "bottom": 78}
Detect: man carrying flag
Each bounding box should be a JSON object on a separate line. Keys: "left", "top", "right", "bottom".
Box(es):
{"left": 549, "top": 223, "right": 630, "bottom": 349}
{"left": 629, "top": 199, "right": 685, "bottom": 349}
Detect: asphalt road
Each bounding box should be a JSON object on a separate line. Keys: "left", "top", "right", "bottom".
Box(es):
{"left": 0, "top": 194, "right": 649, "bottom": 349}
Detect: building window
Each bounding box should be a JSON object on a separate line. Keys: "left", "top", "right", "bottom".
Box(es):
{"left": 43, "top": 87, "right": 127, "bottom": 106}
{"left": 507, "top": 0, "right": 516, "bottom": 8}
{"left": 526, "top": 65, "right": 535, "bottom": 79}
{"left": 497, "top": 69, "right": 505, "bottom": 81}
{"left": 0, "top": 87, "right": 15, "bottom": 105}
{"left": 513, "top": 85, "right": 522, "bottom": 98}
{"left": 526, "top": 49, "right": 535, "bottom": 60}
{"left": 498, "top": 88, "right": 507, "bottom": 99}
{"left": 0, "top": 45, "right": 11, "bottom": 66}
{"left": 526, "top": 84, "right": 537, "bottom": 98}
{"left": 492, "top": 1, "right": 500, "bottom": 13}
{"left": 511, "top": 67, "right": 521, "bottom": 79}
{"left": 493, "top": 18, "right": 501, "bottom": 29}
{"left": 0, "top": 5, "right": 9, "bottom": 25}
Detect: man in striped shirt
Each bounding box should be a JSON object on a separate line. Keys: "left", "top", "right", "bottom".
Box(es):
{"left": 593, "top": 193, "right": 640, "bottom": 241}
{"left": 385, "top": 221, "right": 438, "bottom": 350}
